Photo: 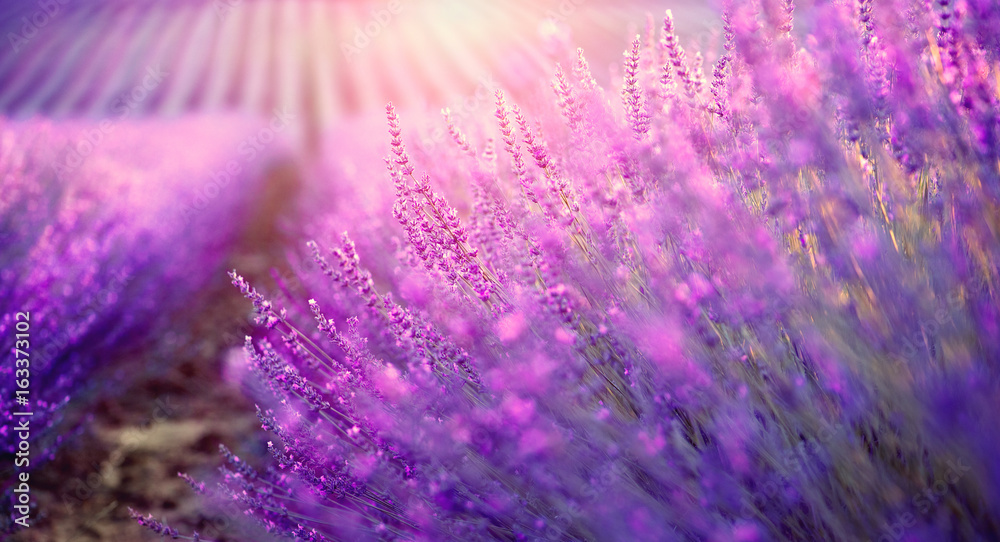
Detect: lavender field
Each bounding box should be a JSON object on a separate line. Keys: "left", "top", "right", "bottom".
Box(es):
{"left": 3, "top": 0, "right": 1000, "bottom": 541}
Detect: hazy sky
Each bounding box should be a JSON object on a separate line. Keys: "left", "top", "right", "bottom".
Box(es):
{"left": 0, "top": 0, "right": 718, "bottom": 125}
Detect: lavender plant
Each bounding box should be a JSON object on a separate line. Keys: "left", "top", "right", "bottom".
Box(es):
{"left": 165, "top": 0, "right": 999, "bottom": 540}
{"left": 0, "top": 117, "right": 266, "bottom": 533}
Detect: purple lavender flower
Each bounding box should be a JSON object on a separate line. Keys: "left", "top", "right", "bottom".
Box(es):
{"left": 0, "top": 116, "right": 271, "bottom": 534}
{"left": 156, "top": 2, "right": 1000, "bottom": 540}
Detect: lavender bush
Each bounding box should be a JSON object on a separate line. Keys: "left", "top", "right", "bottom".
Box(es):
{"left": 0, "top": 117, "right": 271, "bottom": 533}
{"left": 160, "top": 0, "right": 999, "bottom": 540}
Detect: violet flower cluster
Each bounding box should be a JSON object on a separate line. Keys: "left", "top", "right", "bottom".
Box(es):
{"left": 167, "top": 1, "right": 999, "bottom": 540}
{"left": 0, "top": 117, "right": 262, "bottom": 533}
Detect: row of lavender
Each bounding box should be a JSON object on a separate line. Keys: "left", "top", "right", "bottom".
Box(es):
{"left": 0, "top": 117, "right": 269, "bottom": 533}
{"left": 158, "top": 0, "right": 998, "bottom": 540}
